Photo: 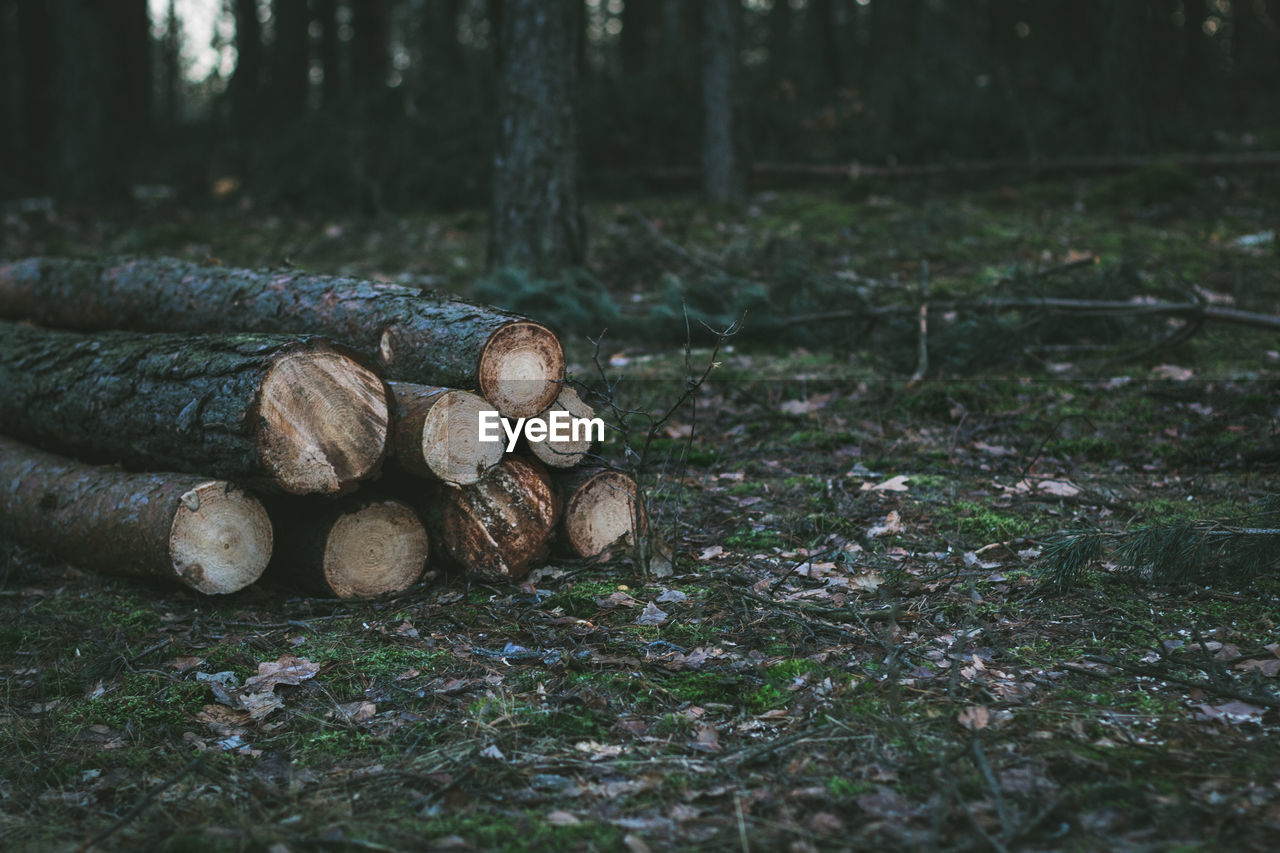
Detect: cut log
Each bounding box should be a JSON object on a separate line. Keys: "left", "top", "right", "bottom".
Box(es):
{"left": 526, "top": 386, "right": 596, "bottom": 469}
{"left": 557, "top": 468, "right": 643, "bottom": 559}
{"left": 0, "top": 436, "right": 272, "bottom": 594}
{"left": 423, "top": 456, "right": 559, "bottom": 582}
{"left": 0, "top": 322, "right": 388, "bottom": 495}
{"left": 0, "top": 257, "right": 566, "bottom": 417}
{"left": 389, "top": 382, "right": 504, "bottom": 485}
{"left": 267, "top": 497, "right": 430, "bottom": 598}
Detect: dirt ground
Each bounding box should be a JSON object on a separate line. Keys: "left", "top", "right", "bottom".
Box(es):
{"left": 2, "top": 173, "right": 1278, "bottom": 850}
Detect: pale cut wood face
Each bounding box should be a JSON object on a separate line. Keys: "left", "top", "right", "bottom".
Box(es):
{"left": 420, "top": 390, "right": 505, "bottom": 486}
{"left": 565, "top": 471, "right": 640, "bottom": 559}
{"left": 478, "top": 321, "right": 565, "bottom": 419}
{"left": 169, "top": 481, "right": 273, "bottom": 595}
{"left": 258, "top": 351, "right": 389, "bottom": 495}
{"left": 321, "top": 499, "right": 429, "bottom": 599}
{"left": 529, "top": 386, "right": 595, "bottom": 469}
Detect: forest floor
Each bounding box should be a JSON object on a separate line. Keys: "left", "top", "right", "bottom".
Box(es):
{"left": 2, "top": 169, "right": 1279, "bottom": 850}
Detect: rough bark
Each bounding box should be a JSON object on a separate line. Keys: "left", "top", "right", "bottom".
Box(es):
{"left": 489, "top": 0, "right": 584, "bottom": 274}
{"left": 0, "top": 436, "right": 272, "bottom": 594}
{"left": 421, "top": 456, "right": 559, "bottom": 582}
{"left": 526, "top": 386, "right": 595, "bottom": 469}
{"left": 0, "top": 322, "right": 389, "bottom": 495}
{"left": 0, "top": 257, "right": 565, "bottom": 418}
{"left": 266, "top": 496, "right": 430, "bottom": 598}
{"left": 389, "top": 382, "right": 504, "bottom": 485}
{"left": 702, "top": 0, "right": 741, "bottom": 205}
{"left": 556, "top": 468, "right": 642, "bottom": 559}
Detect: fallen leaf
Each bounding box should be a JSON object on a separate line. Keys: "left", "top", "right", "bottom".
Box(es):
{"left": 243, "top": 655, "right": 320, "bottom": 693}
{"left": 957, "top": 705, "right": 990, "bottom": 731}
{"left": 636, "top": 602, "right": 669, "bottom": 626}
{"left": 545, "top": 810, "right": 580, "bottom": 826}
{"left": 698, "top": 545, "right": 724, "bottom": 561}
{"left": 863, "top": 474, "right": 910, "bottom": 492}
{"left": 1194, "top": 701, "right": 1265, "bottom": 723}
{"left": 1236, "top": 659, "right": 1280, "bottom": 677}
{"left": 868, "top": 510, "right": 903, "bottom": 538}
{"left": 656, "top": 588, "right": 688, "bottom": 604}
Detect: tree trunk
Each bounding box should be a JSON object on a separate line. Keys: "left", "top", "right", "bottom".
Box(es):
{"left": 526, "top": 385, "right": 595, "bottom": 469}
{"left": 17, "top": 0, "right": 53, "bottom": 175}
{"left": 869, "top": 0, "right": 919, "bottom": 151}
{"left": 389, "top": 382, "right": 504, "bottom": 485}
{"left": 162, "top": 0, "right": 181, "bottom": 122}
{"left": 53, "top": 0, "right": 108, "bottom": 200}
{"left": 702, "top": 0, "right": 741, "bottom": 204}
{"left": 266, "top": 496, "right": 430, "bottom": 597}
{"left": 621, "top": 0, "right": 653, "bottom": 77}
{"left": 0, "top": 322, "right": 389, "bottom": 495}
{"left": 489, "top": 0, "right": 584, "bottom": 274}
{"left": 421, "top": 456, "right": 559, "bottom": 582}
{"left": 0, "top": 257, "right": 566, "bottom": 418}
{"left": 271, "top": 0, "right": 311, "bottom": 121}
{"left": 556, "top": 467, "right": 642, "bottom": 559}
{"left": 352, "top": 0, "right": 390, "bottom": 98}
{"left": 230, "top": 0, "right": 264, "bottom": 137}
{"left": 315, "top": 0, "right": 341, "bottom": 107}
{"left": 0, "top": 436, "right": 272, "bottom": 594}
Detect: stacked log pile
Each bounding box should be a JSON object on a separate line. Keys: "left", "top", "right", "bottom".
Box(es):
{"left": 0, "top": 257, "right": 643, "bottom": 597}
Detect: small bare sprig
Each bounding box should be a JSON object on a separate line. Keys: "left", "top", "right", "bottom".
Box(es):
{"left": 577, "top": 304, "right": 742, "bottom": 578}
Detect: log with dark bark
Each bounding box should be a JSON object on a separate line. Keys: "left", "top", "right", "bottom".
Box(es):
{"left": 0, "top": 322, "right": 388, "bottom": 495}
{"left": 556, "top": 468, "right": 643, "bottom": 559}
{"left": 526, "top": 385, "right": 595, "bottom": 469}
{"left": 266, "top": 496, "right": 430, "bottom": 598}
{"left": 421, "top": 456, "right": 559, "bottom": 582}
{"left": 0, "top": 436, "right": 272, "bottom": 594}
{"left": 389, "top": 382, "right": 503, "bottom": 485}
{"left": 0, "top": 257, "right": 566, "bottom": 417}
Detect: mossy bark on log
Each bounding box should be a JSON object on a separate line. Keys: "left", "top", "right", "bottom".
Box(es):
{"left": 0, "top": 256, "right": 566, "bottom": 417}
{"left": 421, "top": 456, "right": 560, "bottom": 583}
{"left": 265, "top": 496, "right": 430, "bottom": 598}
{"left": 526, "top": 385, "right": 596, "bottom": 469}
{"left": 0, "top": 322, "right": 389, "bottom": 495}
{"left": 0, "top": 436, "right": 272, "bottom": 594}
{"left": 556, "top": 467, "right": 643, "bottom": 558}
{"left": 389, "top": 382, "right": 504, "bottom": 485}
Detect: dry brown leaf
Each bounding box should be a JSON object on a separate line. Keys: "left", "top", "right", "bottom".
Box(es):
{"left": 957, "top": 705, "right": 991, "bottom": 731}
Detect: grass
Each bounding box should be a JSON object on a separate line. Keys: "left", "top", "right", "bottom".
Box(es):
{"left": 3, "top": 177, "right": 1280, "bottom": 849}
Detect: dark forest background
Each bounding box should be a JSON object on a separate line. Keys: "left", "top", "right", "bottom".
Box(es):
{"left": 2, "top": 0, "right": 1277, "bottom": 212}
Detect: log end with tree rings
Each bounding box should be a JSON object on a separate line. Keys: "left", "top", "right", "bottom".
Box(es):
{"left": 390, "top": 383, "right": 504, "bottom": 485}
{"left": 528, "top": 386, "right": 595, "bottom": 469}
{"left": 561, "top": 469, "right": 643, "bottom": 559}
{"left": 477, "top": 320, "right": 566, "bottom": 419}
{"left": 169, "top": 481, "right": 274, "bottom": 595}
{"left": 320, "top": 499, "right": 430, "bottom": 598}
{"left": 257, "top": 349, "right": 390, "bottom": 495}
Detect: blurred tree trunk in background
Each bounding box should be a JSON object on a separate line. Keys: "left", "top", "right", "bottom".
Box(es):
{"left": 352, "top": 0, "right": 390, "bottom": 101}
{"left": 0, "top": 1, "right": 11, "bottom": 167}
{"left": 272, "top": 0, "right": 311, "bottom": 121}
{"left": 869, "top": 0, "right": 918, "bottom": 153}
{"left": 1099, "top": 0, "right": 1153, "bottom": 152}
{"left": 315, "top": 0, "right": 342, "bottom": 107}
{"left": 162, "top": 0, "right": 181, "bottom": 123}
{"left": 429, "top": 0, "right": 464, "bottom": 74}
{"left": 769, "top": 0, "right": 793, "bottom": 79}
{"left": 18, "top": 0, "right": 53, "bottom": 185}
{"left": 53, "top": 0, "right": 108, "bottom": 200}
{"left": 116, "top": 0, "right": 151, "bottom": 134}
{"left": 621, "top": 0, "right": 654, "bottom": 78}
{"left": 489, "top": 0, "right": 584, "bottom": 273}
{"left": 807, "top": 0, "right": 842, "bottom": 94}
{"left": 702, "top": 0, "right": 741, "bottom": 204}
{"left": 230, "top": 0, "right": 263, "bottom": 138}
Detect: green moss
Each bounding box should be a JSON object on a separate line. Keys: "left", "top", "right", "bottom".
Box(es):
{"left": 936, "top": 500, "right": 1030, "bottom": 543}
{"left": 724, "top": 528, "right": 785, "bottom": 550}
